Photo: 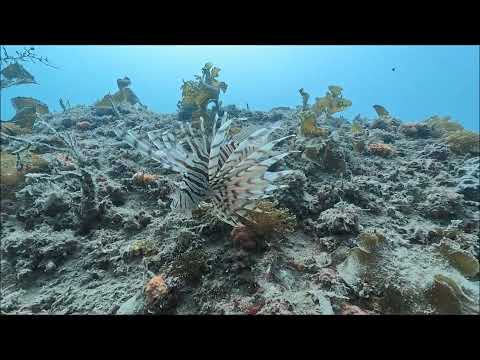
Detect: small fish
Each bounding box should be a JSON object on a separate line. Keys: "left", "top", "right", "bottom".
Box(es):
{"left": 373, "top": 104, "right": 390, "bottom": 118}
{"left": 392, "top": 67, "right": 396, "bottom": 72}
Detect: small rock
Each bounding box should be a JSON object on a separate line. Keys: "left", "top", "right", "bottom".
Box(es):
{"left": 117, "top": 291, "right": 145, "bottom": 315}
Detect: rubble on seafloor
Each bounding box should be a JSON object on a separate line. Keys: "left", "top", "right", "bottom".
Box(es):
{"left": 0, "top": 98, "right": 479, "bottom": 315}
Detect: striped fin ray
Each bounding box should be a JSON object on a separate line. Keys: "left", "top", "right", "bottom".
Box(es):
{"left": 210, "top": 145, "right": 299, "bottom": 223}
{"left": 212, "top": 124, "right": 282, "bottom": 185}
{"left": 117, "top": 112, "right": 301, "bottom": 226}
{"left": 118, "top": 129, "right": 179, "bottom": 171}
{"left": 208, "top": 113, "right": 233, "bottom": 181}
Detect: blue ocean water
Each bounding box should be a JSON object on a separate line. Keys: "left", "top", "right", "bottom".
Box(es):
{"left": 1, "top": 45, "right": 479, "bottom": 130}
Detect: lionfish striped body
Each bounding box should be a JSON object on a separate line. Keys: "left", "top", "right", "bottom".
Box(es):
{"left": 117, "top": 113, "right": 299, "bottom": 226}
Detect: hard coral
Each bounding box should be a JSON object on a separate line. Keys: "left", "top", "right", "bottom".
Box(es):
{"left": 425, "top": 115, "right": 463, "bottom": 136}
{"left": 0, "top": 150, "right": 48, "bottom": 198}
{"left": 144, "top": 275, "right": 170, "bottom": 311}
{"left": 357, "top": 230, "right": 386, "bottom": 254}
{"left": 132, "top": 171, "right": 158, "bottom": 186}
{"left": 445, "top": 130, "right": 480, "bottom": 156}
{"left": 10, "top": 97, "right": 49, "bottom": 130}
{"left": 316, "top": 201, "right": 360, "bottom": 235}
{"left": 340, "top": 303, "right": 375, "bottom": 315}
{"left": 94, "top": 78, "right": 143, "bottom": 115}
{"left": 399, "top": 123, "right": 432, "bottom": 138}
{"left": 76, "top": 121, "right": 92, "bottom": 130}
{"left": 129, "top": 239, "right": 158, "bottom": 258}
{"left": 1, "top": 122, "right": 31, "bottom": 136}
{"left": 0, "top": 151, "right": 25, "bottom": 189}
{"left": 302, "top": 140, "right": 346, "bottom": 174}
{"left": 368, "top": 143, "right": 394, "bottom": 157}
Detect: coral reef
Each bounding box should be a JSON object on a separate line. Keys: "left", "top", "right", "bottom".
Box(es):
{"left": 425, "top": 115, "right": 464, "bottom": 136}
{"left": 315, "top": 202, "right": 361, "bottom": 235}
{"left": 312, "top": 85, "right": 352, "bottom": 117}
{"left": 456, "top": 157, "right": 479, "bottom": 201}
{"left": 94, "top": 77, "right": 143, "bottom": 115}
{"left": 399, "top": 123, "right": 432, "bottom": 138}
{"left": 445, "top": 130, "right": 480, "bottom": 156}
{"left": 1, "top": 73, "right": 479, "bottom": 316}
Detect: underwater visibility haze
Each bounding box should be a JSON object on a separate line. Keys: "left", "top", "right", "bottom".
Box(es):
{"left": 0, "top": 45, "right": 479, "bottom": 315}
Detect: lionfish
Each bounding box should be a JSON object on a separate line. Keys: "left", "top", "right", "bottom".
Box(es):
{"left": 117, "top": 113, "right": 299, "bottom": 226}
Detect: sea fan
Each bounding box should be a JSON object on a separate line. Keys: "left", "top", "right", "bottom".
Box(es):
{"left": 116, "top": 113, "right": 300, "bottom": 226}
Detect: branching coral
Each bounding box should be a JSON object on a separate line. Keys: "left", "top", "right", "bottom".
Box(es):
{"left": 1, "top": 63, "right": 36, "bottom": 89}
{"left": 312, "top": 85, "right": 352, "bottom": 117}
{"left": 1, "top": 46, "right": 58, "bottom": 89}
{"left": 1, "top": 120, "right": 103, "bottom": 234}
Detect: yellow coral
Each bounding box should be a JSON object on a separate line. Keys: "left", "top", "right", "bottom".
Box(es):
{"left": 351, "top": 121, "right": 364, "bottom": 135}
{"left": 445, "top": 130, "right": 480, "bottom": 155}
{"left": 177, "top": 63, "right": 228, "bottom": 130}
{"left": 0, "top": 151, "right": 49, "bottom": 193}
{"left": 179, "top": 63, "right": 227, "bottom": 111}
{"left": 357, "top": 230, "right": 386, "bottom": 254}
{"left": 1, "top": 122, "right": 31, "bottom": 136}
{"left": 426, "top": 115, "right": 464, "bottom": 134}
{"left": 95, "top": 87, "right": 140, "bottom": 109}
{"left": 313, "top": 85, "right": 352, "bottom": 116}
{"left": 0, "top": 151, "right": 25, "bottom": 188}
{"left": 129, "top": 239, "right": 158, "bottom": 257}
{"left": 299, "top": 110, "right": 328, "bottom": 137}
{"left": 246, "top": 200, "right": 297, "bottom": 236}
